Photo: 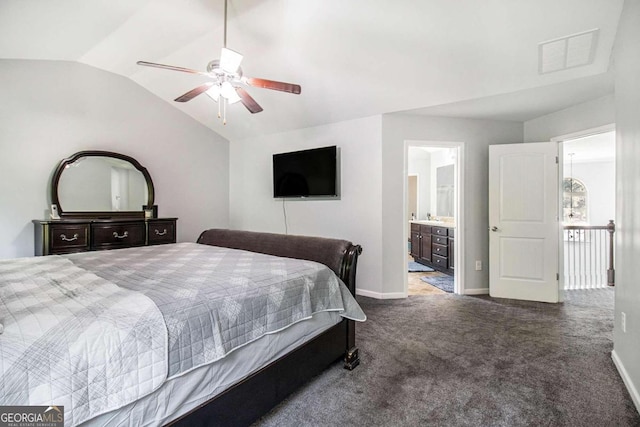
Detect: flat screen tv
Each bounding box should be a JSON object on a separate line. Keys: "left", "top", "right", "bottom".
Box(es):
{"left": 273, "top": 146, "right": 338, "bottom": 198}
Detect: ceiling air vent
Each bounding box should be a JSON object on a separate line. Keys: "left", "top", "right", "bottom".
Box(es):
{"left": 538, "top": 28, "right": 599, "bottom": 74}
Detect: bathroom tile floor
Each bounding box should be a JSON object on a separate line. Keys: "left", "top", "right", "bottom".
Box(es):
{"left": 408, "top": 256, "right": 448, "bottom": 296}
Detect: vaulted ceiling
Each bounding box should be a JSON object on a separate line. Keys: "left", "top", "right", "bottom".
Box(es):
{"left": 0, "top": 0, "right": 623, "bottom": 140}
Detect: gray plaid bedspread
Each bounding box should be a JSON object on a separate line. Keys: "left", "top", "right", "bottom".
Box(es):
{"left": 0, "top": 256, "right": 168, "bottom": 426}
{"left": 66, "top": 242, "right": 366, "bottom": 378}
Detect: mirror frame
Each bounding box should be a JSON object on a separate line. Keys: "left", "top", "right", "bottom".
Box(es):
{"left": 51, "top": 150, "right": 155, "bottom": 219}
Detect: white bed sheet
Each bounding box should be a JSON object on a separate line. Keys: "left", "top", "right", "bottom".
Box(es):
{"left": 81, "top": 311, "right": 342, "bottom": 426}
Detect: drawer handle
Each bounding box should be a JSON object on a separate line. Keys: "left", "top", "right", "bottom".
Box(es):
{"left": 60, "top": 233, "right": 79, "bottom": 242}
{"left": 155, "top": 229, "right": 167, "bottom": 236}
{"left": 113, "top": 231, "right": 129, "bottom": 239}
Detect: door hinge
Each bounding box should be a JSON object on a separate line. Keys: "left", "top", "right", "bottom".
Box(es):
{"left": 555, "top": 156, "right": 559, "bottom": 164}
{"left": 556, "top": 273, "right": 559, "bottom": 281}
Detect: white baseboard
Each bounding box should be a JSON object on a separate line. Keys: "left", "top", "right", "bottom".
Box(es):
{"left": 357, "top": 288, "right": 489, "bottom": 298}
{"left": 612, "top": 349, "right": 640, "bottom": 415}
{"left": 464, "top": 287, "right": 489, "bottom": 295}
{"left": 356, "top": 289, "right": 407, "bottom": 299}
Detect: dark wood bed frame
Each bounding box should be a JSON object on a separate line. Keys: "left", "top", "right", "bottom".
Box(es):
{"left": 166, "top": 229, "right": 363, "bottom": 427}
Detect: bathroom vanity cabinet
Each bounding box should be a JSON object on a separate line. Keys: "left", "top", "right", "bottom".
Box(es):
{"left": 410, "top": 222, "right": 455, "bottom": 275}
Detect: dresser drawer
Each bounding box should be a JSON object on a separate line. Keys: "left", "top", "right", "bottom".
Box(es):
{"left": 433, "top": 235, "right": 448, "bottom": 245}
{"left": 92, "top": 222, "right": 145, "bottom": 249}
{"left": 432, "top": 226, "right": 448, "bottom": 236}
{"left": 34, "top": 218, "right": 178, "bottom": 256}
{"left": 432, "top": 254, "right": 448, "bottom": 268}
{"left": 148, "top": 221, "right": 176, "bottom": 245}
{"left": 50, "top": 224, "right": 89, "bottom": 253}
{"left": 432, "top": 243, "right": 448, "bottom": 257}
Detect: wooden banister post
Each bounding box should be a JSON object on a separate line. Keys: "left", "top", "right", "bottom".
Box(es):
{"left": 607, "top": 220, "right": 615, "bottom": 286}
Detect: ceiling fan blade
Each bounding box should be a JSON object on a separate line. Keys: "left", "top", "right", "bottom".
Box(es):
{"left": 235, "top": 87, "right": 263, "bottom": 113}
{"left": 137, "top": 61, "right": 210, "bottom": 76}
{"left": 219, "top": 48, "right": 244, "bottom": 74}
{"left": 244, "top": 77, "right": 301, "bottom": 94}
{"left": 174, "top": 83, "right": 214, "bottom": 102}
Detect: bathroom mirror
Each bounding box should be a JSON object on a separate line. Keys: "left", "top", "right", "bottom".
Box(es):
{"left": 436, "top": 164, "right": 454, "bottom": 217}
{"left": 51, "top": 151, "right": 154, "bottom": 218}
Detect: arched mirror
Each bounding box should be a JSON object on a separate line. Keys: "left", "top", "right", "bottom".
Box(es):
{"left": 51, "top": 151, "right": 155, "bottom": 218}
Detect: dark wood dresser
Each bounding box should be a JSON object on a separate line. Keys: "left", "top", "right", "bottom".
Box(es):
{"left": 33, "top": 218, "right": 177, "bottom": 256}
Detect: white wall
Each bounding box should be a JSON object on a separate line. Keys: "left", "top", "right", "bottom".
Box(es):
{"left": 0, "top": 60, "right": 229, "bottom": 259}
{"left": 612, "top": 0, "right": 640, "bottom": 414}
{"left": 229, "top": 116, "right": 383, "bottom": 296}
{"left": 381, "top": 115, "right": 524, "bottom": 294}
{"left": 407, "top": 148, "right": 431, "bottom": 220}
{"left": 565, "top": 160, "right": 615, "bottom": 225}
{"left": 524, "top": 95, "right": 615, "bottom": 142}
{"left": 231, "top": 114, "right": 523, "bottom": 297}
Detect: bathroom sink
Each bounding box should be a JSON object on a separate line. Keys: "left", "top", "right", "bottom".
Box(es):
{"left": 411, "top": 219, "right": 455, "bottom": 227}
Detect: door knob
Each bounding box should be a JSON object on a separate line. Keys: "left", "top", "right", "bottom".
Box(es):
{"left": 490, "top": 226, "right": 498, "bottom": 232}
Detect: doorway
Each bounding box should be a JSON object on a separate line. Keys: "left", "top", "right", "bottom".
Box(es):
{"left": 557, "top": 128, "right": 616, "bottom": 292}
{"left": 404, "top": 141, "right": 464, "bottom": 296}
{"left": 487, "top": 125, "right": 615, "bottom": 303}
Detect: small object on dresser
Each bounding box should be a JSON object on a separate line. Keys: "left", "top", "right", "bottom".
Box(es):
{"left": 50, "top": 204, "right": 60, "bottom": 220}
{"left": 143, "top": 205, "right": 158, "bottom": 219}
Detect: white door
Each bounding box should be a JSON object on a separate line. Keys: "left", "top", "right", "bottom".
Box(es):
{"left": 489, "top": 142, "right": 559, "bottom": 303}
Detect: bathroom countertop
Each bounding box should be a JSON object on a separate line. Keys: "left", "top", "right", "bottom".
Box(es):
{"left": 411, "top": 220, "right": 456, "bottom": 228}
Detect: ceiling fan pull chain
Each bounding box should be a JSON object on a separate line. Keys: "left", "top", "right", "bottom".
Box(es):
{"left": 223, "top": 98, "right": 227, "bottom": 125}
{"left": 218, "top": 93, "right": 222, "bottom": 119}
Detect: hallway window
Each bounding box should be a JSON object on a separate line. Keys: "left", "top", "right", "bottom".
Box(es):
{"left": 563, "top": 177, "right": 587, "bottom": 222}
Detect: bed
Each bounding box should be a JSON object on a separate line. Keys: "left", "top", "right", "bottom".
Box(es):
{"left": 0, "top": 228, "right": 364, "bottom": 426}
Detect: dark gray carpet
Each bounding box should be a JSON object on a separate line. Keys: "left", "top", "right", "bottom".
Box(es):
{"left": 254, "top": 289, "right": 640, "bottom": 426}
{"left": 421, "top": 275, "right": 454, "bottom": 292}
{"left": 409, "top": 261, "right": 435, "bottom": 272}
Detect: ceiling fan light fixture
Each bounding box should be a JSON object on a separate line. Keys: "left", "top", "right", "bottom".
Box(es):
{"left": 205, "top": 85, "right": 221, "bottom": 102}
{"left": 220, "top": 48, "right": 243, "bottom": 74}
{"left": 221, "top": 81, "right": 241, "bottom": 104}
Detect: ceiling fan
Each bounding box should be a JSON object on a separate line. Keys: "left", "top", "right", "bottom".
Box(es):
{"left": 136, "top": 0, "right": 301, "bottom": 124}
